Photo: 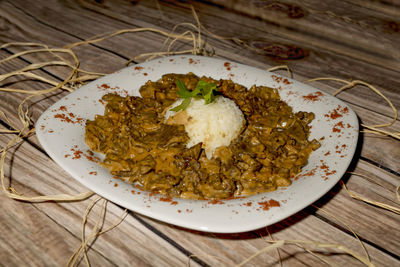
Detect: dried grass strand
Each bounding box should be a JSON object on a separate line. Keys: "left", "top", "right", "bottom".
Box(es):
{"left": 312, "top": 204, "right": 370, "bottom": 262}
{"left": 238, "top": 239, "right": 375, "bottom": 267}
{"left": 236, "top": 240, "right": 285, "bottom": 267}
{"left": 67, "top": 196, "right": 104, "bottom": 267}
{"left": 67, "top": 197, "right": 128, "bottom": 267}
{"left": 341, "top": 177, "right": 400, "bottom": 214}
{"left": 0, "top": 41, "right": 98, "bottom": 202}
{"left": 0, "top": 128, "right": 94, "bottom": 202}
{"left": 266, "top": 226, "right": 282, "bottom": 267}
{"left": 267, "top": 65, "right": 293, "bottom": 78}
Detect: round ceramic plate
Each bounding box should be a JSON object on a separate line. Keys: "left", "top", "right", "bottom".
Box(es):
{"left": 36, "top": 56, "right": 358, "bottom": 233}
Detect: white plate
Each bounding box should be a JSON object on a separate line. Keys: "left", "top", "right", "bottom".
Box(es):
{"left": 37, "top": 56, "right": 358, "bottom": 233}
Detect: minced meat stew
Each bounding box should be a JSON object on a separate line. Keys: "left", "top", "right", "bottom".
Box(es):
{"left": 85, "top": 73, "right": 320, "bottom": 199}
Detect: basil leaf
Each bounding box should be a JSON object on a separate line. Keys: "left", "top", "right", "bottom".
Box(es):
{"left": 176, "top": 79, "right": 192, "bottom": 98}
{"left": 203, "top": 83, "right": 217, "bottom": 104}
{"left": 170, "top": 97, "right": 192, "bottom": 112}
{"left": 171, "top": 79, "right": 218, "bottom": 112}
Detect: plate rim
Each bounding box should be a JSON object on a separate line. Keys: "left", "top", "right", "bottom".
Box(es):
{"left": 36, "top": 55, "right": 359, "bottom": 233}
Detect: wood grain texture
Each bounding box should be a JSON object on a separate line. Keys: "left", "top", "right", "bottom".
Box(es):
{"left": 1, "top": 0, "right": 399, "bottom": 172}
{"left": 0, "top": 0, "right": 399, "bottom": 266}
{"left": 7, "top": 0, "right": 400, "bottom": 118}
{"left": 0, "top": 133, "right": 201, "bottom": 267}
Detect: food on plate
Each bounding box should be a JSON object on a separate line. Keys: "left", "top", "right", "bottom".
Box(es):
{"left": 85, "top": 73, "right": 320, "bottom": 199}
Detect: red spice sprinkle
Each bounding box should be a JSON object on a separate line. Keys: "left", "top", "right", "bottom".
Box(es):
{"left": 295, "top": 166, "right": 317, "bottom": 180}
{"left": 84, "top": 154, "right": 100, "bottom": 163}
{"left": 320, "top": 163, "right": 329, "bottom": 170}
{"left": 332, "top": 127, "right": 341, "bottom": 133}
{"left": 159, "top": 196, "right": 173, "bottom": 202}
{"left": 302, "top": 91, "right": 324, "bottom": 102}
{"left": 283, "top": 78, "right": 291, "bottom": 85}
{"left": 271, "top": 74, "right": 283, "bottom": 83}
{"left": 178, "top": 210, "right": 182, "bottom": 213}
{"left": 324, "top": 151, "right": 330, "bottom": 156}
{"left": 134, "top": 66, "right": 144, "bottom": 70}
{"left": 224, "top": 62, "right": 231, "bottom": 71}
{"left": 41, "top": 125, "right": 45, "bottom": 130}
{"left": 258, "top": 199, "right": 280, "bottom": 211}
{"left": 59, "top": 106, "right": 67, "bottom": 111}
{"left": 143, "top": 73, "right": 148, "bottom": 76}
{"left": 54, "top": 114, "right": 71, "bottom": 123}
{"left": 325, "top": 105, "right": 349, "bottom": 120}
{"left": 64, "top": 154, "right": 70, "bottom": 158}
{"left": 332, "top": 121, "right": 345, "bottom": 133}
{"left": 114, "top": 183, "right": 118, "bottom": 187}
{"left": 48, "top": 130, "right": 54, "bottom": 133}
{"left": 189, "top": 58, "right": 195, "bottom": 64}
{"left": 169, "top": 59, "right": 174, "bottom": 62}
{"left": 244, "top": 202, "right": 252, "bottom": 207}
{"left": 101, "top": 84, "right": 110, "bottom": 89}
{"left": 325, "top": 170, "right": 337, "bottom": 176}
{"left": 89, "top": 171, "right": 97, "bottom": 175}
{"left": 72, "top": 149, "right": 83, "bottom": 159}
{"left": 336, "top": 121, "right": 344, "bottom": 128}
{"left": 171, "top": 201, "right": 178, "bottom": 205}
{"left": 208, "top": 199, "right": 225, "bottom": 205}
{"left": 54, "top": 113, "right": 84, "bottom": 124}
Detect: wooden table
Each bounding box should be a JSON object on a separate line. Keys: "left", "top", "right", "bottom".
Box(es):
{"left": 1, "top": 0, "right": 399, "bottom": 266}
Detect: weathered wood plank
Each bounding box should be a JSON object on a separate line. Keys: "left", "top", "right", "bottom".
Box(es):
{"left": 205, "top": 0, "right": 400, "bottom": 66}
{"left": 314, "top": 160, "right": 400, "bottom": 255}
{"left": 0, "top": 132, "right": 201, "bottom": 266}
{"left": 0, "top": 179, "right": 113, "bottom": 266}
{"left": 1, "top": 123, "right": 399, "bottom": 266}
{"left": 0, "top": 1, "right": 126, "bottom": 74}
{"left": 130, "top": 156, "right": 400, "bottom": 265}
{"left": 6, "top": 0, "right": 400, "bottom": 120}
{"left": 1, "top": 0, "right": 399, "bottom": 173}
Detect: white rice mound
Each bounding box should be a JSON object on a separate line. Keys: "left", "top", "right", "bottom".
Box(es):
{"left": 165, "top": 96, "right": 245, "bottom": 159}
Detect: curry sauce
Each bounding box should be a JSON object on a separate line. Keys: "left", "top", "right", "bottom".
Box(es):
{"left": 85, "top": 73, "right": 320, "bottom": 199}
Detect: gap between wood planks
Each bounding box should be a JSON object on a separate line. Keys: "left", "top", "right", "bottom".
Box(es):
{"left": 311, "top": 210, "right": 400, "bottom": 261}
{"left": 7, "top": 0, "right": 400, "bottom": 124}
{"left": 5, "top": 0, "right": 132, "bottom": 63}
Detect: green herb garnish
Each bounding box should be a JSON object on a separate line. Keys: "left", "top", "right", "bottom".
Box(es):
{"left": 171, "top": 79, "right": 218, "bottom": 112}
